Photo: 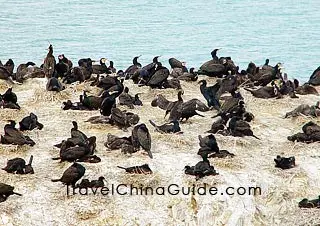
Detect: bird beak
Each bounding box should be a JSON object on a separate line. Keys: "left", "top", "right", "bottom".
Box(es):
{"left": 138, "top": 55, "right": 142, "bottom": 58}
{"left": 147, "top": 150, "right": 153, "bottom": 159}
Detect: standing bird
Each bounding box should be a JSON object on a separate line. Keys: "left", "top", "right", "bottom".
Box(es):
{"left": 43, "top": 44, "right": 56, "bottom": 78}
{"left": 3, "top": 59, "right": 14, "bottom": 74}
{"left": 131, "top": 124, "right": 153, "bottom": 158}
{"left": 100, "top": 91, "right": 117, "bottom": 116}
{"left": 108, "top": 61, "right": 116, "bottom": 74}
{"left": 92, "top": 58, "right": 109, "bottom": 74}
{"left": 199, "top": 80, "right": 220, "bottom": 110}
{"left": 124, "top": 55, "right": 142, "bottom": 79}
{"left": 51, "top": 163, "right": 86, "bottom": 187}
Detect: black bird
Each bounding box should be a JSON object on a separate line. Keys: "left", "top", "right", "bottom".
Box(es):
{"left": 100, "top": 91, "right": 117, "bottom": 116}
{"left": 90, "top": 176, "right": 106, "bottom": 188}
{"left": 133, "top": 94, "right": 143, "bottom": 106}
{"left": 76, "top": 179, "right": 91, "bottom": 188}
{"left": 308, "top": 66, "right": 320, "bottom": 86}
{"left": 1, "top": 120, "right": 35, "bottom": 146}
{"left": 0, "top": 183, "right": 22, "bottom": 202}
{"left": 177, "top": 68, "right": 198, "bottom": 81}
{"left": 168, "top": 58, "right": 188, "bottom": 71}
{"left": 55, "top": 55, "right": 71, "bottom": 78}
{"left": 51, "top": 162, "right": 86, "bottom": 187}
{"left": 2, "top": 157, "right": 26, "bottom": 174}
{"left": 185, "top": 155, "right": 218, "bottom": 180}
{"left": 92, "top": 58, "right": 109, "bottom": 74}
{"left": 169, "top": 99, "right": 207, "bottom": 122}
{"left": 198, "top": 135, "right": 219, "bottom": 153}
{"left": 110, "top": 108, "right": 140, "bottom": 129}
{"left": 244, "top": 83, "right": 279, "bottom": 99}
{"left": 24, "top": 155, "right": 34, "bottom": 174}
{"left": 19, "top": 113, "right": 44, "bottom": 131}
{"left": 294, "top": 79, "right": 319, "bottom": 95}
{"left": 3, "top": 59, "right": 14, "bottom": 74}
{"left": 0, "top": 66, "right": 14, "bottom": 83}
{"left": 80, "top": 90, "right": 104, "bottom": 110}
{"left": 2, "top": 87, "right": 18, "bottom": 105}
{"left": 105, "top": 133, "right": 132, "bottom": 150}
{"left": 15, "top": 61, "right": 36, "bottom": 82}
{"left": 146, "top": 62, "right": 170, "bottom": 88}
{"left": 124, "top": 55, "right": 142, "bottom": 79}
{"left": 149, "top": 120, "right": 181, "bottom": 133}
{"left": 108, "top": 61, "right": 116, "bottom": 73}
{"left": 164, "top": 90, "right": 184, "bottom": 118}
{"left": 52, "top": 143, "right": 91, "bottom": 162}
{"left": 131, "top": 124, "right": 153, "bottom": 158}
{"left": 198, "top": 80, "right": 220, "bottom": 110}
{"left": 228, "top": 116, "right": 259, "bottom": 139}
{"left": 117, "top": 164, "right": 152, "bottom": 174}
{"left": 299, "top": 196, "right": 320, "bottom": 208}
{"left": 274, "top": 155, "right": 295, "bottom": 169}
{"left": 119, "top": 87, "right": 135, "bottom": 108}
{"left": 198, "top": 49, "right": 227, "bottom": 77}
{"left": 70, "top": 121, "right": 88, "bottom": 145}
{"left": 43, "top": 44, "right": 56, "bottom": 78}
{"left": 151, "top": 94, "right": 172, "bottom": 111}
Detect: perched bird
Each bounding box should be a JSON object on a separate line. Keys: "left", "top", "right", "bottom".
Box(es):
{"left": 198, "top": 80, "right": 220, "bottom": 110}
{"left": 51, "top": 163, "right": 86, "bottom": 187}
{"left": 131, "top": 124, "right": 152, "bottom": 158}
{"left": 43, "top": 44, "right": 56, "bottom": 78}
{"left": 125, "top": 55, "right": 142, "bottom": 79}
{"left": 117, "top": 164, "right": 152, "bottom": 174}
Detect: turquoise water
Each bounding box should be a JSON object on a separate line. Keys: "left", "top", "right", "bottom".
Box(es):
{"left": 1, "top": 0, "right": 319, "bottom": 81}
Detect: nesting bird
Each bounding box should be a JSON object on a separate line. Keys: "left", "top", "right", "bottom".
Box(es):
{"left": 19, "top": 113, "right": 44, "bottom": 131}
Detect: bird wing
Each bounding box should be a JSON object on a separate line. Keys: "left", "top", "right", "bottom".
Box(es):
{"left": 151, "top": 94, "right": 171, "bottom": 110}
{"left": 137, "top": 127, "right": 151, "bottom": 151}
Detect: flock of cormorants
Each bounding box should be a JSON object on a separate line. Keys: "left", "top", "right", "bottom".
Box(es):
{"left": 1, "top": 46, "right": 320, "bottom": 207}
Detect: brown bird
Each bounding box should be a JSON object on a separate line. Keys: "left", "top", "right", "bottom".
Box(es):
{"left": 51, "top": 163, "right": 86, "bottom": 187}
{"left": 117, "top": 164, "right": 152, "bottom": 174}
{"left": 43, "top": 44, "right": 56, "bottom": 78}
{"left": 131, "top": 124, "right": 152, "bottom": 158}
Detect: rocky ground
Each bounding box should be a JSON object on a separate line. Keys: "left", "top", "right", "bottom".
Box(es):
{"left": 0, "top": 77, "right": 320, "bottom": 226}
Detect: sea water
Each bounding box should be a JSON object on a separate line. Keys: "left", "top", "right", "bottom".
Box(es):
{"left": 0, "top": 0, "right": 319, "bottom": 82}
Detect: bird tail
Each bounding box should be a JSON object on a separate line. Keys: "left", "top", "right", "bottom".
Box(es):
{"left": 148, "top": 120, "right": 157, "bottom": 128}
{"left": 13, "top": 192, "right": 22, "bottom": 196}
{"left": 117, "top": 166, "right": 127, "bottom": 170}
{"left": 252, "top": 134, "right": 260, "bottom": 140}
{"left": 51, "top": 179, "right": 61, "bottom": 182}
{"left": 52, "top": 157, "right": 61, "bottom": 160}
{"left": 28, "top": 155, "right": 33, "bottom": 165}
